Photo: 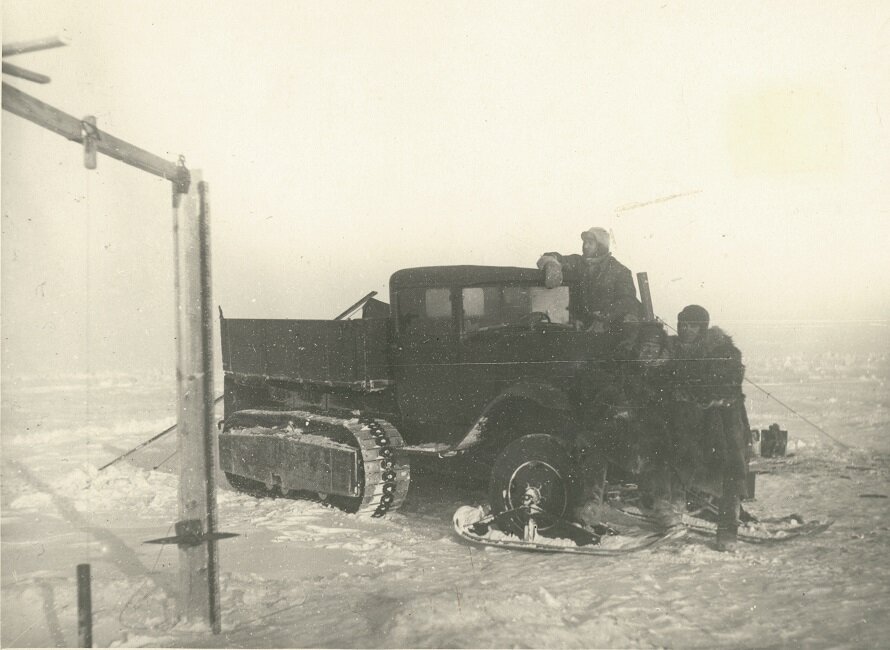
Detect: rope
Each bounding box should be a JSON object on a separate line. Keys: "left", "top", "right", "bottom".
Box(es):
{"left": 152, "top": 449, "right": 179, "bottom": 471}
{"left": 98, "top": 394, "right": 224, "bottom": 471}
{"left": 118, "top": 524, "right": 175, "bottom": 631}
{"left": 84, "top": 168, "right": 94, "bottom": 575}
{"left": 742, "top": 378, "right": 852, "bottom": 450}
{"left": 657, "top": 316, "right": 852, "bottom": 450}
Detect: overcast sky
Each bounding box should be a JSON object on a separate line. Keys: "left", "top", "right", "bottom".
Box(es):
{"left": 3, "top": 1, "right": 889, "bottom": 376}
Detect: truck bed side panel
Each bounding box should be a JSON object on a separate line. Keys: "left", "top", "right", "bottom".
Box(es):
{"left": 222, "top": 318, "right": 392, "bottom": 385}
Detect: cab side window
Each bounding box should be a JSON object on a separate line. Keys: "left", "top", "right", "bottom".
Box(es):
{"left": 423, "top": 288, "right": 452, "bottom": 318}
{"left": 462, "top": 287, "right": 503, "bottom": 331}
{"left": 397, "top": 287, "right": 453, "bottom": 336}
{"left": 461, "top": 285, "right": 571, "bottom": 332}
{"left": 529, "top": 286, "right": 570, "bottom": 324}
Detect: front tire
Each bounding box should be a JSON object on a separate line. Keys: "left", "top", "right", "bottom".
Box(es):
{"left": 488, "top": 434, "right": 578, "bottom": 533}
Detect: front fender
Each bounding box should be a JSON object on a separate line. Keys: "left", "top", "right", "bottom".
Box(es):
{"left": 491, "top": 381, "right": 573, "bottom": 412}
{"left": 450, "top": 381, "right": 574, "bottom": 453}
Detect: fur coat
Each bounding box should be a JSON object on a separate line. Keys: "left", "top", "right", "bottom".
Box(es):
{"left": 669, "top": 327, "right": 749, "bottom": 497}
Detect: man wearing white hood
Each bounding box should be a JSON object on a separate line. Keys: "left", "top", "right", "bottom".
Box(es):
{"left": 536, "top": 227, "right": 640, "bottom": 333}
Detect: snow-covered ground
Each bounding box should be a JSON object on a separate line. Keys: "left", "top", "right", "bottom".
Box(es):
{"left": 2, "top": 348, "right": 889, "bottom": 648}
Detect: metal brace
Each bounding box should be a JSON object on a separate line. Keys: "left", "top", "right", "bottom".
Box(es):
{"left": 171, "top": 154, "right": 191, "bottom": 197}
{"left": 81, "top": 116, "right": 99, "bottom": 170}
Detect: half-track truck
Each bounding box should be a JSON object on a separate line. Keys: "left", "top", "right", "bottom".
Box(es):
{"left": 219, "top": 265, "right": 641, "bottom": 520}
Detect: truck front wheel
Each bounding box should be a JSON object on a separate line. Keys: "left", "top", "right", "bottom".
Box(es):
{"left": 488, "top": 434, "right": 578, "bottom": 533}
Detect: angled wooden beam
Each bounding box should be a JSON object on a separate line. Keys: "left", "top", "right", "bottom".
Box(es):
{"left": 2, "top": 61, "right": 50, "bottom": 84}
{"left": 2, "top": 81, "right": 189, "bottom": 191}
{"left": 2, "top": 36, "right": 68, "bottom": 57}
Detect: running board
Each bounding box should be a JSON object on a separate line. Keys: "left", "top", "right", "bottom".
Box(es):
{"left": 400, "top": 443, "right": 462, "bottom": 457}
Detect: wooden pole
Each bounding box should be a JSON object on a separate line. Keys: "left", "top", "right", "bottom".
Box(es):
{"left": 76, "top": 564, "right": 92, "bottom": 647}
{"left": 172, "top": 172, "right": 221, "bottom": 631}
{"left": 198, "top": 181, "right": 222, "bottom": 633}
{"left": 2, "top": 61, "right": 51, "bottom": 84}
{"left": 636, "top": 272, "right": 655, "bottom": 321}
{"left": 2, "top": 35, "right": 68, "bottom": 57}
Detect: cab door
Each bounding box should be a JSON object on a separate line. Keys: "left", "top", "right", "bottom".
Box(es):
{"left": 391, "top": 286, "right": 463, "bottom": 437}
{"left": 456, "top": 284, "right": 592, "bottom": 415}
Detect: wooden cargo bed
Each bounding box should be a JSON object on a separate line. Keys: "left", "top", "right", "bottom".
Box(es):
{"left": 221, "top": 317, "right": 393, "bottom": 389}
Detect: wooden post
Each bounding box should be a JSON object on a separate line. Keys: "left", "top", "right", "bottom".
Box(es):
{"left": 172, "top": 172, "right": 221, "bottom": 631}
{"left": 636, "top": 272, "right": 655, "bottom": 321}
{"left": 76, "top": 564, "right": 92, "bottom": 647}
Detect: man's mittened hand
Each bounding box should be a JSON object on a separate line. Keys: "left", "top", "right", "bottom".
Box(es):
{"left": 540, "top": 260, "right": 563, "bottom": 288}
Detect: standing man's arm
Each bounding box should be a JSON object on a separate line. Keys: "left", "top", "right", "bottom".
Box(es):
{"left": 537, "top": 252, "right": 583, "bottom": 288}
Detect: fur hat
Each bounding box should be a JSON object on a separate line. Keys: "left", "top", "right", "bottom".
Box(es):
{"left": 677, "top": 304, "right": 710, "bottom": 327}
{"left": 580, "top": 227, "right": 610, "bottom": 252}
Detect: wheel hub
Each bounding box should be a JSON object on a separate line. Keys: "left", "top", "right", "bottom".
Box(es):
{"left": 521, "top": 485, "right": 544, "bottom": 508}
{"left": 506, "top": 460, "right": 568, "bottom": 528}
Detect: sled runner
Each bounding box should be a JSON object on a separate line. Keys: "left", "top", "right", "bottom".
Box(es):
{"left": 453, "top": 505, "right": 686, "bottom": 555}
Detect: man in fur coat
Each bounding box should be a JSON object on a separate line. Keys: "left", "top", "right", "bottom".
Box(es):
{"left": 536, "top": 227, "right": 641, "bottom": 333}
{"left": 669, "top": 304, "right": 749, "bottom": 551}
{"left": 573, "top": 323, "right": 686, "bottom": 531}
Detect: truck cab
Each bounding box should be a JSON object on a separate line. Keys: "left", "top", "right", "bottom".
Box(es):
{"left": 388, "top": 266, "right": 615, "bottom": 449}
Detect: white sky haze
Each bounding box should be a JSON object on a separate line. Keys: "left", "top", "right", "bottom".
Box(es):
{"left": 2, "top": 1, "right": 889, "bottom": 375}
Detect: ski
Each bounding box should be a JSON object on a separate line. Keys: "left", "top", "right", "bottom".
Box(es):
{"left": 609, "top": 504, "right": 832, "bottom": 544}
{"left": 683, "top": 513, "right": 832, "bottom": 544}
{"left": 453, "top": 505, "right": 686, "bottom": 555}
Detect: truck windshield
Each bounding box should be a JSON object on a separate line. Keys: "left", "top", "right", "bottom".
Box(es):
{"left": 462, "top": 285, "right": 570, "bottom": 332}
